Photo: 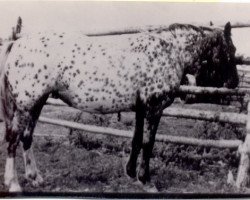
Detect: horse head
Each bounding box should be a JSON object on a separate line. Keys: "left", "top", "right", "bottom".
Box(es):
{"left": 195, "top": 22, "right": 239, "bottom": 89}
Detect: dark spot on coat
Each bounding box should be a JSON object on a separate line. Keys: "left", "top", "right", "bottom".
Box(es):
{"left": 157, "top": 84, "right": 163, "bottom": 89}
{"left": 25, "top": 91, "right": 30, "bottom": 97}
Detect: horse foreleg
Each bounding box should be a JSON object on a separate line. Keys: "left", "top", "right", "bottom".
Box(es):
{"left": 126, "top": 100, "right": 145, "bottom": 179}
{"left": 137, "top": 111, "right": 162, "bottom": 184}
{"left": 4, "top": 110, "right": 28, "bottom": 192}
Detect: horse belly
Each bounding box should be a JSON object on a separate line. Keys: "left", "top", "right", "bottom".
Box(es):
{"left": 58, "top": 88, "right": 135, "bottom": 114}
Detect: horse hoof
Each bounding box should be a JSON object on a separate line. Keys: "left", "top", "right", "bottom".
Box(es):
{"left": 9, "top": 183, "right": 22, "bottom": 192}
{"left": 26, "top": 172, "right": 44, "bottom": 187}
{"left": 142, "top": 183, "right": 158, "bottom": 193}
{"left": 125, "top": 163, "right": 137, "bottom": 179}
{"left": 31, "top": 174, "right": 44, "bottom": 187}
{"left": 137, "top": 169, "right": 150, "bottom": 184}
{"left": 132, "top": 179, "right": 158, "bottom": 193}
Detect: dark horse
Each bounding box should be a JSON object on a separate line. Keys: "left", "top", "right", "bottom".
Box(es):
{"left": 0, "top": 22, "right": 238, "bottom": 192}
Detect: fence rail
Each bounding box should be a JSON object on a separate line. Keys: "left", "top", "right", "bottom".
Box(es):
{"left": 38, "top": 116, "right": 242, "bottom": 150}
{"left": 46, "top": 98, "right": 247, "bottom": 125}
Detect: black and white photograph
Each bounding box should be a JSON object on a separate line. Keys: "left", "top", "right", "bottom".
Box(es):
{"left": 0, "top": 1, "right": 250, "bottom": 197}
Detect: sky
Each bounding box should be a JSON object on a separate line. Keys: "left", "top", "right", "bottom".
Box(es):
{"left": 0, "top": 2, "right": 250, "bottom": 38}
{"left": 0, "top": 2, "right": 249, "bottom": 55}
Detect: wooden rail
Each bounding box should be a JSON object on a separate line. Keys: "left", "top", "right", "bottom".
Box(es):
{"left": 178, "top": 85, "right": 249, "bottom": 96}
{"left": 38, "top": 116, "right": 242, "bottom": 150}
{"left": 46, "top": 98, "right": 247, "bottom": 125}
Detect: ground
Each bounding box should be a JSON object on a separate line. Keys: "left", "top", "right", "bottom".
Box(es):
{"left": 0, "top": 100, "right": 249, "bottom": 196}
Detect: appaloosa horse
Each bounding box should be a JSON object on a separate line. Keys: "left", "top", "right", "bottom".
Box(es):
{"left": 0, "top": 22, "right": 238, "bottom": 192}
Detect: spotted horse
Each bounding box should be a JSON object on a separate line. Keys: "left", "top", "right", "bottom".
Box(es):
{"left": 0, "top": 22, "right": 238, "bottom": 192}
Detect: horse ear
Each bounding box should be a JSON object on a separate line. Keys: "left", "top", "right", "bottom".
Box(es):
{"left": 224, "top": 22, "right": 231, "bottom": 39}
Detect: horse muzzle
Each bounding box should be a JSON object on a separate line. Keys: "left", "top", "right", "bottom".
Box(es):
{"left": 224, "top": 78, "right": 239, "bottom": 89}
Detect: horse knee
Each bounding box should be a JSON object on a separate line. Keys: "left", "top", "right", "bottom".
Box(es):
{"left": 6, "top": 112, "right": 30, "bottom": 156}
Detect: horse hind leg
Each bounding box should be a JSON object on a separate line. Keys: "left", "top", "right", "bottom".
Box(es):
{"left": 22, "top": 128, "right": 43, "bottom": 187}
{"left": 21, "top": 94, "right": 49, "bottom": 187}
{"left": 4, "top": 110, "right": 30, "bottom": 192}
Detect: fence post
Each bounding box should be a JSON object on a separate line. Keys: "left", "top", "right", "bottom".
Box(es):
{"left": 236, "top": 102, "right": 250, "bottom": 188}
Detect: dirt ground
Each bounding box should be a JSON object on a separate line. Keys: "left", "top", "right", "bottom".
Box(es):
{"left": 0, "top": 100, "right": 250, "bottom": 196}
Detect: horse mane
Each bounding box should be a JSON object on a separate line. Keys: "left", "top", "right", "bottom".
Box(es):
{"left": 168, "top": 23, "right": 218, "bottom": 37}
{"left": 169, "top": 23, "right": 204, "bottom": 33}
{"left": 147, "top": 23, "right": 216, "bottom": 37}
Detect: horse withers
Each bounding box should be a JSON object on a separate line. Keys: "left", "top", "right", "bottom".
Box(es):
{"left": 0, "top": 22, "right": 238, "bottom": 192}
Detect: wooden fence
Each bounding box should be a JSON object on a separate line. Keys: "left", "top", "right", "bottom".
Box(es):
{"left": 41, "top": 81, "right": 250, "bottom": 188}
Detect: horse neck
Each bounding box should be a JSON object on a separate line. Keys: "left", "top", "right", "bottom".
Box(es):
{"left": 185, "top": 31, "right": 221, "bottom": 76}
{"left": 157, "top": 29, "right": 206, "bottom": 71}
{"left": 196, "top": 31, "right": 220, "bottom": 60}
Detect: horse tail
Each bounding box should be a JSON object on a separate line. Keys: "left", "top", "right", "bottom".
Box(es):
{"left": 0, "top": 41, "right": 14, "bottom": 123}
{"left": 0, "top": 41, "right": 13, "bottom": 74}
